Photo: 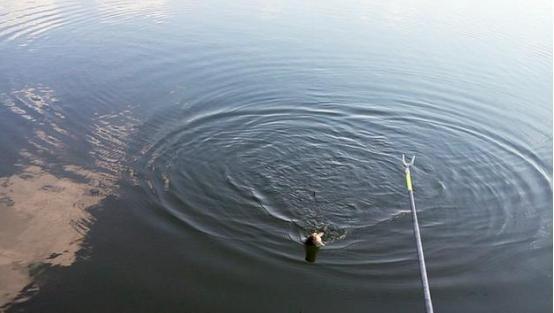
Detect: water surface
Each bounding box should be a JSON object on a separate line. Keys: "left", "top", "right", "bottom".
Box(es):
{"left": 0, "top": 0, "right": 551, "bottom": 312}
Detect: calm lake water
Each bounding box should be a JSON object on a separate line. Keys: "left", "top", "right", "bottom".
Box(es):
{"left": 0, "top": 0, "right": 552, "bottom": 312}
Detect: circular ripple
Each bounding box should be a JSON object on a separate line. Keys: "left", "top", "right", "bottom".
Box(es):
{"left": 136, "top": 89, "right": 551, "bottom": 275}
{"left": 141, "top": 104, "right": 402, "bottom": 242}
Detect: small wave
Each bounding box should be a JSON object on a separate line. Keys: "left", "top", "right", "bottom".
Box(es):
{"left": 0, "top": 0, "right": 169, "bottom": 46}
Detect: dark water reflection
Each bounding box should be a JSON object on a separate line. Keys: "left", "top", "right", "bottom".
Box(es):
{"left": 0, "top": 0, "right": 551, "bottom": 312}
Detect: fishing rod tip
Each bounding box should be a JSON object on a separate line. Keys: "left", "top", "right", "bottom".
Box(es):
{"left": 402, "top": 154, "right": 415, "bottom": 166}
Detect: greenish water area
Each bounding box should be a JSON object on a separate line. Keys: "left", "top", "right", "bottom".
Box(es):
{"left": 0, "top": 0, "right": 551, "bottom": 312}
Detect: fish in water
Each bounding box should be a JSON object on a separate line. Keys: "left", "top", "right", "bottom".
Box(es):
{"left": 304, "top": 232, "right": 324, "bottom": 263}
{"left": 305, "top": 231, "right": 325, "bottom": 247}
